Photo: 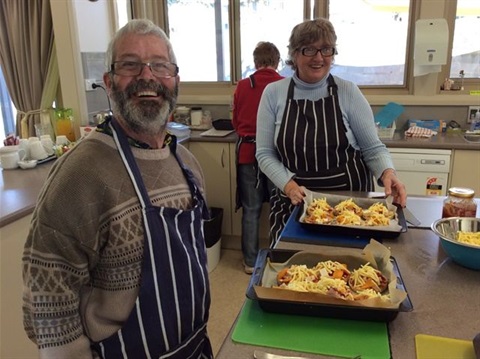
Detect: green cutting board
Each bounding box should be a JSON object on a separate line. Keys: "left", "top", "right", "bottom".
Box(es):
{"left": 232, "top": 299, "right": 390, "bottom": 359}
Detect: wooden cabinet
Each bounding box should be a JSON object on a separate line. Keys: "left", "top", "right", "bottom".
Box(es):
{"left": 450, "top": 149, "right": 480, "bottom": 194}
{"left": 189, "top": 142, "right": 233, "bottom": 235}
{"left": 189, "top": 141, "right": 270, "bottom": 248}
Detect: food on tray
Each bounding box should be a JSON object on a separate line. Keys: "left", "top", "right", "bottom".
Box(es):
{"left": 303, "top": 197, "right": 395, "bottom": 227}
{"left": 348, "top": 263, "right": 389, "bottom": 293}
{"left": 274, "top": 260, "right": 390, "bottom": 302}
{"left": 456, "top": 231, "right": 480, "bottom": 247}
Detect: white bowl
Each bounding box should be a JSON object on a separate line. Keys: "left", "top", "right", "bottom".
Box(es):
{"left": 18, "top": 160, "right": 38, "bottom": 169}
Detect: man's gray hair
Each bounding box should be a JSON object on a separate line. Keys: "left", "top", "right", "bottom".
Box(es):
{"left": 105, "top": 19, "right": 177, "bottom": 69}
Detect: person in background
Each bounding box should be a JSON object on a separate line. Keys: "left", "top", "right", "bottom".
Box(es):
{"left": 232, "top": 41, "right": 283, "bottom": 274}
{"left": 256, "top": 18, "right": 407, "bottom": 244}
{"left": 22, "top": 19, "right": 213, "bottom": 358}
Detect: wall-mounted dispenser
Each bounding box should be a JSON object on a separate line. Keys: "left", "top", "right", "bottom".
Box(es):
{"left": 414, "top": 19, "right": 449, "bottom": 77}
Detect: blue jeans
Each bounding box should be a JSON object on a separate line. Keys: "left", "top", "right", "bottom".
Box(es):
{"left": 237, "top": 164, "right": 272, "bottom": 267}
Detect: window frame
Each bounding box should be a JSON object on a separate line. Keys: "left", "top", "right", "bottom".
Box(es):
{"left": 128, "top": 0, "right": 476, "bottom": 102}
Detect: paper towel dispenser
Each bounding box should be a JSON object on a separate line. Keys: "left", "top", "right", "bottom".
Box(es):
{"left": 414, "top": 19, "right": 449, "bottom": 66}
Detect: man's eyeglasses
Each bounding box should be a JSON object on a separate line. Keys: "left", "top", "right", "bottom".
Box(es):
{"left": 110, "top": 61, "right": 179, "bottom": 78}
{"left": 300, "top": 47, "right": 336, "bottom": 57}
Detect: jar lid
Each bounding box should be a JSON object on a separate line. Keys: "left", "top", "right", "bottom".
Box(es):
{"left": 191, "top": 107, "right": 202, "bottom": 111}
{"left": 448, "top": 187, "right": 475, "bottom": 198}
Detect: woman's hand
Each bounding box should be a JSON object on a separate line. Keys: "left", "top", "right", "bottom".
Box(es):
{"left": 284, "top": 179, "right": 306, "bottom": 205}
{"left": 381, "top": 169, "right": 407, "bottom": 207}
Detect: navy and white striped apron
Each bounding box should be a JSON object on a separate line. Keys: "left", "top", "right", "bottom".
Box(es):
{"left": 90, "top": 118, "right": 213, "bottom": 359}
{"left": 269, "top": 75, "right": 373, "bottom": 243}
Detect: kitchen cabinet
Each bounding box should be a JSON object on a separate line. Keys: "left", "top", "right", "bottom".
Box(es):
{"left": 189, "top": 141, "right": 270, "bottom": 248}
{"left": 189, "top": 142, "right": 233, "bottom": 236}
{"left": 0, "top": 215, "right": 37, "bottom": 358}
{"left": 450, "top": 149, "right": 480, "bottom": 194}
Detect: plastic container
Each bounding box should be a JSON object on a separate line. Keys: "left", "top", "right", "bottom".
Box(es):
{"left": 442, "top": 187, "right": 477, "bottom": 218}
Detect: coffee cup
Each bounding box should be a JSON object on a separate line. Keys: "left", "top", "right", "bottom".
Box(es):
{"left": 0, "top": 149, "right": 26, "bottom": 169}
{"left": 29, "top": 141, "right": 49, "bottom": 160}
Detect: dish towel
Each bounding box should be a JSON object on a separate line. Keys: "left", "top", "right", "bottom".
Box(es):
{"left": 405, "top": 126, "right": 438, "bottom": 138}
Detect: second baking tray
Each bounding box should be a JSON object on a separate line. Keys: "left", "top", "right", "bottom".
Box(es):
{"left": 246, "top": 248, "right": 413, "bottom": 322}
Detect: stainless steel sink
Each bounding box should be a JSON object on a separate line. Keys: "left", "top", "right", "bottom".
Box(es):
{"left": 463, "top": 134, "right": 480, "bottom": 143}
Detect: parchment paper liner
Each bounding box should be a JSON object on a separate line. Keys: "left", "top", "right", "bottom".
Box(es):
{"left": 254, "top": 240, "right": 408, "bottom": 309}
{"left": 298, "top": 190, "right": 403, "bottom": 232}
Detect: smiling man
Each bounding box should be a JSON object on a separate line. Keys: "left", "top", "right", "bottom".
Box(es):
{"left": 22, "top": 19, "right": 213, "bottom": 359}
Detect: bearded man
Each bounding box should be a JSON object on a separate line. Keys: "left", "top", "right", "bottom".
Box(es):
{"left": 22, "top": 19, "right": 213, "bottom": 359}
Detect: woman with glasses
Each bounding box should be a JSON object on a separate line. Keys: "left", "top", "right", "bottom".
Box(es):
{"left": 256, "top": 18, "right": 407, "bottom": 244}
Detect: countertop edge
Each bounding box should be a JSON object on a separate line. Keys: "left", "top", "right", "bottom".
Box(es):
{"left": 0, "top": 206, "right": 35, "bottom": 228}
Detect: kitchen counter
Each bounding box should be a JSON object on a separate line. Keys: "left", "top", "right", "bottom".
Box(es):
{"left": 0, "top": 161, "right": 54, "bottom": 227}
{"left": 1, "top": 129, "right": 477, "bottom": 228}
{"left": 216, "top": 193, "right": 480, "bottom": 359}
{"left": 188, "top": 128, "right": 480, "bottom": 151}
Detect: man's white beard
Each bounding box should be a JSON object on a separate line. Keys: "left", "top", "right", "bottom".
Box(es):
{"left": 111, "top": 96, "right": 172, "bottom": 136}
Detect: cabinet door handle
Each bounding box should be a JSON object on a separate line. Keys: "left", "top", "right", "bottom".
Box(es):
{"left": 221, "top": 148, "right": 225, "bottom": 168}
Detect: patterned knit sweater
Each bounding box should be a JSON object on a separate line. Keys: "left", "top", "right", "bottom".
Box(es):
{"left": 22, "top": 130, "right": 206, "bottom": 358}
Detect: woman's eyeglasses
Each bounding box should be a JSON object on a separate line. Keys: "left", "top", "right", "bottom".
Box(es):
{"left": 300, "top": 47, "right": 336, "bottom": 57}
{"left": 110, "top": 61, "right": 179, "bottom": 78}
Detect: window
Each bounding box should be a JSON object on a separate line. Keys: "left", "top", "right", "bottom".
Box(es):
{"left": 167, "top": 0, "right": 231, "bottom": 81}
{"left": 165, "top": 0, "right": 411, "bottom": 86}
{"left": 0, "top": 65, "right": 16, "bottom": 140}
{"left": 238, "top": 1, "right": 304, "bottom": 78}
{"left": 449, "top": 0, "right": 480, "bottom": 80}
{"left": 329, "top": 0, "right": 410, "bottom": 86}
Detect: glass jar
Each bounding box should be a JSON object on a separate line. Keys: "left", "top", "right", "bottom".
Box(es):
{"left": 442, "top": 187, "right": 477, "bottom": 218}
{"left": 54, "top": 108, "right": 76, "bottom": 142}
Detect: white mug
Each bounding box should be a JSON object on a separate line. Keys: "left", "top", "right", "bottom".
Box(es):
{"left": 29, "top": 141, "right": 49, "bottom": 160}
{"left": 0, "top": 149, "right": 26, "bottom": 169}
{"left": 56, "top": 135, "right": 70, "bottom": 146}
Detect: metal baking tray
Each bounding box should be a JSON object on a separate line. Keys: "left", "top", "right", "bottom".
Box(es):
{"left": 246, "top": 249, "right": 413, "bottom": 322}
{"left": 296, "top": 195, "right": 408, "bottom": 239}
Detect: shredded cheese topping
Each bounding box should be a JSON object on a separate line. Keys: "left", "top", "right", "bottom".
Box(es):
{"left": 304, "top": 198, "right": 395, "bottom": 227}
{"left": 456, "top": 231, "right": 480, "bottom": 247}
{"left": 275, "top": 261, "right": 390, "bottom": 302}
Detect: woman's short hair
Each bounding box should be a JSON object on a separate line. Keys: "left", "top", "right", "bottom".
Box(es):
{"left": 105, "top": 19, "right": 177, "bottom": 69}
{"left": 253, "top": 41, "right": 281, "bottom": 69}
{"left": 286, "top": 18, "right": 337, "bottom": 69}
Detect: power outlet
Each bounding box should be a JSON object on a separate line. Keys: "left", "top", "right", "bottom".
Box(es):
{"left": 85, "top": 79, "right": 96, "bottom": 92}
{"left": 467, "top": 106, "right": 480, "bottom": 123}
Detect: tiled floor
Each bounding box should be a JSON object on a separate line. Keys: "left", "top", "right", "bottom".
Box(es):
{"left": 207, "top": 248, "right": 252, "bottom": 356}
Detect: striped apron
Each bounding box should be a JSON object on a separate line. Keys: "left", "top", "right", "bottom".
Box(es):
{"left": 90, "top": 118, "right": 213, "bottom": 359}
{"left": 269, "top": 75, "right": 373, "bottom": 243}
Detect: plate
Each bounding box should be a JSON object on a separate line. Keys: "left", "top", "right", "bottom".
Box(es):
{"left": 36, "top": 154, "right": 56, "bottom": 164}
{"left": 246, "top": 248, "right": 413, "bottom": 322}
{"left": 296, "top": 192, "right": 407, "bottom": 239}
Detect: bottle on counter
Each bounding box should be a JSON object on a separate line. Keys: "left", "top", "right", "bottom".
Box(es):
{"left": 442, "top": 187, "right": 477, "bottom": 218}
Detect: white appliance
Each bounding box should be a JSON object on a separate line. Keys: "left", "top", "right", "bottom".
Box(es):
{"left": 375, "top": 148, "right": 452, "bottom": 196}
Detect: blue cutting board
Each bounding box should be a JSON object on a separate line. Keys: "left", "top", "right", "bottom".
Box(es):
{"left": 279, "top": 206, "right": 370, "bottom": 248}
{"left": 374, "top": 102, "right": 404, "bottom": 128}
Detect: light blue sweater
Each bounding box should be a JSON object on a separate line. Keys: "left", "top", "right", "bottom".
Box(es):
{"left": 256, "top": 72, "right": 393, "bottom": 192}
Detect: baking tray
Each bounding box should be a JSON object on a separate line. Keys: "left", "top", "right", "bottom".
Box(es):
{"left": 246, "top": 248, "right": 413, "bottom": 322}
{"left": 296, "top": 194, "right": 408, "bottom": 239}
